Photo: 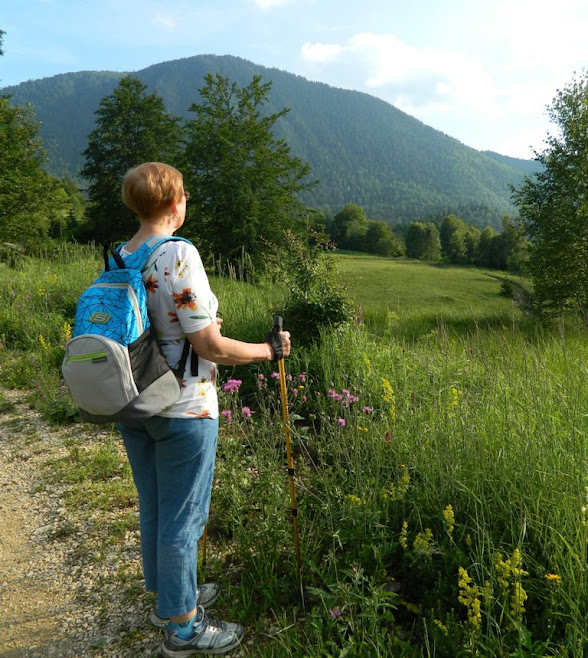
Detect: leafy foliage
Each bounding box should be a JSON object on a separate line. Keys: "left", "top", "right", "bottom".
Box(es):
{"left": 0, "top": 97, "right": 72, "bottom": 242}
{"left": 80, "top": 76, "right": 182, "bottom": 243}
{"left": 513, "top": 70, "right": 588, "bottom": 320}
{"left": 265, "top": 229, "right": 354, "bottom": 344}
{"left": 182, "top": 73, "right": 316, "bottom": 270}
{"left": 405, "top": 221, "right": 441, "bottom": 260}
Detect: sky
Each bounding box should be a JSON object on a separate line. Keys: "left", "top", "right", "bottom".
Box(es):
{"left": 2, "top": 0, "right": 588, "bottom": 160}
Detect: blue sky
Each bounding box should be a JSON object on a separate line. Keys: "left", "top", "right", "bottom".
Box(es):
{"left": 3, "top": 0, "right": 588, "bottom": 159}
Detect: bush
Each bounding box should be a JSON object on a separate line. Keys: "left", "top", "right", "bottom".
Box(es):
{"left": 265, "top": 230, "right": 355, "bottom": 345}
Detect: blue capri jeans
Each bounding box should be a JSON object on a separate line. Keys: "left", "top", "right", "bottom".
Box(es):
{"left": 116, "top": 415, "right": 219, "bottom": 618}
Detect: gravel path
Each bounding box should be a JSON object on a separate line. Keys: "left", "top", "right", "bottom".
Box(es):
{"left": 0, "top": 390, "right": 162, "bottom": 657}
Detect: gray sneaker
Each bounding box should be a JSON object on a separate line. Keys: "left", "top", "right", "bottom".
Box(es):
{"left": 160, "top": 606, "right": 244, "bottom": 656}
{"left": 150, "top": 583, "right": 221, "bottom": 629}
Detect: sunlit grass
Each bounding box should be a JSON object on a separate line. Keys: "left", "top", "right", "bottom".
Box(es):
{"left": 2, "top": 246, "right": 588, "bottom": 655}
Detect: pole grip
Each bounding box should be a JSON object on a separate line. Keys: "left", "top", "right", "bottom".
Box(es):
{"left": 273, "top": 315, "right": 283, "bottom": 332}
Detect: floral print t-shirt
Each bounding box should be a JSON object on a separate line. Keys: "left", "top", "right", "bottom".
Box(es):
{"left": 120, "top": 239, "right": 219, "bottom": 419}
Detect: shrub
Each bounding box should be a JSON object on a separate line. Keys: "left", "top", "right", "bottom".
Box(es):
{"left": 265, "top": 229, "right": 355, "bottom": 345}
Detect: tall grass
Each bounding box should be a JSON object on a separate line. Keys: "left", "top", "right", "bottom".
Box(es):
{"left": 2, "top": 246, "right": 588, "bottom": 655}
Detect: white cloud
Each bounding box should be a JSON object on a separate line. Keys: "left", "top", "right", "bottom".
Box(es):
{"left": 301, "top": 32, "right": 501, "bottom": 118}
{"left": 301, "top": 42, "right": 342, "bottom": 63}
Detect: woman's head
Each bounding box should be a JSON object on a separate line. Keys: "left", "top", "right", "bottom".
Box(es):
{"left": 121, "top": 162, "right": 184, "bottom": 219}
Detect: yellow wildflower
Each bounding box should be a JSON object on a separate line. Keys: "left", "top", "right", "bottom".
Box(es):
{"left": 443, "top": 504, "right": 455, "bottom": 537}
{"left": 433, "top": 619, "right": 448, "bottom": 635}
{"left": 482, "top": 580, "right": 493, "bottom": 608}
{"left": 344, "top": 494, "right": 364, "bottom": 507}
{"left": 397, "top": 465, "right": 411, "bottom": 498}
{"left": 381, "top": 378, "right": 396, "bottom": 420}
{"left": 449, "top": 386, "right": 461, "bottom": 406}
{"left": 399, "top": 520, "right": 408, "bottom": 550}
{"left": 493, "top": 552, "right": 511, "bottom": 592}
{"left": 545, "top": 573, "right": 561, "bottom": 583}
{"left": 38, "top": 334, "right": 50, "bottom": 351}
{"left": 413, "top": 528, "right": 434, "bottom": 558}
{"left": 493, "top": 548, "right": 528, "bottom": 630}
{"left": 458, "top": 567, "right": 482, "bottom": 629}
{"left": 59, "top": 321, "right": 72, "bottom": 343}
{"left": 511, "top": 581, "right": 528, "bottom": 622}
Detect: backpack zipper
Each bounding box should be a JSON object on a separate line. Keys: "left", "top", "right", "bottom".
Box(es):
{"left": 64, "top": 351, "right": 108, "bottom": 364}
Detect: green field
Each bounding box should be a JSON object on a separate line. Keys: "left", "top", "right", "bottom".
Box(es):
{"left": 336, "top": 253, "right": 527, "bottom": 339}
{"left": 1, "top": 247, "right": 587, "bottom": 657}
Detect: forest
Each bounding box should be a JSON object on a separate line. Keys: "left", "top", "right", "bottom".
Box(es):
{"left": 2, "top": 54, "right": 541, "bottom": 230}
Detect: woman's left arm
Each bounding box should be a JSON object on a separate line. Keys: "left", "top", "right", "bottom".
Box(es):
{"left": 185, "top": 322, "right": 290, "bottom": 366}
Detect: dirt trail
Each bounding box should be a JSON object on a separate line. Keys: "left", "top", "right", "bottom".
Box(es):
{"left": 0, "top": 390, "right": 69, "bottom": 656}
{"left": 0, "top": 391, "right": 160, "bottom": 657}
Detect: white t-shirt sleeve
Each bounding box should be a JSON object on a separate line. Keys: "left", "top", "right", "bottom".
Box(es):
{"left": 169, "top": 243, "right": 218, "bottom": 334}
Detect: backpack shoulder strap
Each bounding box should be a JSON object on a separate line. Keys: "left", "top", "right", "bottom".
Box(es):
{"left": 140, "top": 235, "right": 193, "bottom": 272}
{"left": 102, "top": 236, "right": 193, "bottom": 273}
{"left": 103, "top": 243, "right": 126, "bottom": 271}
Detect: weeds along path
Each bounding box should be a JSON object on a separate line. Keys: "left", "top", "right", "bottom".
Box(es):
{"left": 0, "top": 389, "right": 163, "bottom": 657}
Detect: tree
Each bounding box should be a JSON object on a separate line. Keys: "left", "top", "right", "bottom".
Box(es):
{"left": 363, "top": 219, "right": 404, "bottom": 256}
{"left": 405, "top": 221, "right": 441, "bottom": 260}
{"left": 498, "top": 216, "right": 528, "bottom": 273}
{"left": 478, "top": 226, "right": 498, "bottom": 267}
{"left": 182, "top": 74, "right": 316, "bottom": 271}
{"left": 80, "top": 76, "right": 181, "bottom": 243}
{"left": 464, "top": 225, "right": 480, "bottom": 264}
{"left": 0, "top": 97, "right": 64, "bottom": 242}
{"left": 422, "top": 222, "right": 442, "bottom": 261}
{"left": 331, "top": 203, "right": 368, "bottom": 249}
{"left": 513, "top": 70, "right": 588, "bottom": 321}
{"left": 440, "top": 214, "right": 467, "bottom": 263}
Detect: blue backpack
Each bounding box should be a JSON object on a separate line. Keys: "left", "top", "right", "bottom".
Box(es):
{"left": 62, "top": 235, "right": 192, "bottom": 423}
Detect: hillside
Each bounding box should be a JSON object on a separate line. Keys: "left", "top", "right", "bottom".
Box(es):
{"left": 1, "top": 54, "right": 539, "bottom": 228}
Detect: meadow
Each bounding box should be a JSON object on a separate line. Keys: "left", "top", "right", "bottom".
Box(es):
{"left": 1, "top": 245, "right": 587, "bottom": 657}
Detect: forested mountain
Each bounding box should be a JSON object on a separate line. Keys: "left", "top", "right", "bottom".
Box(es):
{"left": 1, "top": 54, "right": 539, "bottom": 228}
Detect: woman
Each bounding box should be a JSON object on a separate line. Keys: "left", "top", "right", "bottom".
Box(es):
{"left": 115, "top": 162, "right": 290, "bottom": 656}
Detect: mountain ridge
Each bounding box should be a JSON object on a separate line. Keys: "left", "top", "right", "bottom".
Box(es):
{"left": 1, "top": 54, "right": 539, "bottom": 228}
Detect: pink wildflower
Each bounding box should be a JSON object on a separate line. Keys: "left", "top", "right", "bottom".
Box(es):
{"left": 329, "top": 607, "right": 342, "bottom": 618}
{"left": 241, "top": 406, "right": 251, "bottom": 418}
{"left": 221, "top": 409, "right": 232, "bottom": 424}
{"left": 337, "top": 418, "right": 346, "bottom": 427}
{"left": 222, "top": 379, "right": 242, "bottom": 394}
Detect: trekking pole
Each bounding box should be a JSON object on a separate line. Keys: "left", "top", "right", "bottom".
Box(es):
{"left": 201, "top": 525, "right": 208, "bottom": 567}
{"left": 271, "top": 316, "right": 303, "bottom": 594}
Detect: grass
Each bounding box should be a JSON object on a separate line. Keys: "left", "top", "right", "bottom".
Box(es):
{"left": 2, "top": 244, "right": 588, "bottom": 656}
{"left": 336, "top": 253, "right": 528, "bottom": 340}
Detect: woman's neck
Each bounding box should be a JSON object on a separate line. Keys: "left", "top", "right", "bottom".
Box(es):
{"left": 125, "top": 215, "right": 178, "bottom": 252}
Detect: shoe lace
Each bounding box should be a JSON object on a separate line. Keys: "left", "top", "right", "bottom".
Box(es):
{"left": 205, "top": 617, "right": 225, "bottom": 632}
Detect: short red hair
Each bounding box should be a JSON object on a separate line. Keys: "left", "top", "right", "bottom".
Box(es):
{"left": 121, "top": 162, "right": 184, "bottom": 219}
